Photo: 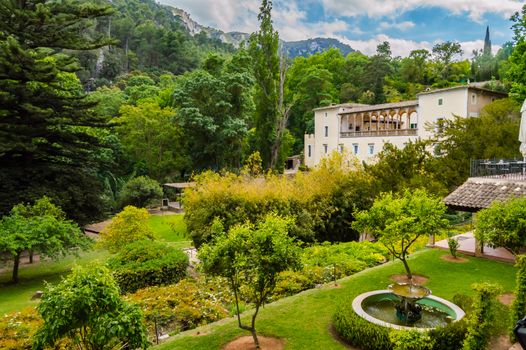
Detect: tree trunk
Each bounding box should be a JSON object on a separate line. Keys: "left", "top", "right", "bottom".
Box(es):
{"left": 250, "top": 303, "right": 261, "bottom": 349}
{"left": 401, "top": 257, "right": 412, "bottom": 281}
{"left": 12, "top": 252, "right": 21, "bottom": 283}
{"left": 29, "top": 249, "right": 34, "bottom": 264}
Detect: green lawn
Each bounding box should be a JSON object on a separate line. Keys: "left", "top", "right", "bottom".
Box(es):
{"left": 149, "top": 214, "right": 192, "bottom": 249}
{"left": 0, "top": 249, "right": 111, "bottom": 314}
{"left": 155, "top": 249, "right": 517, "bottom": 350}
{"left": 0, "top": 214, "right": 192, "bottom": 315}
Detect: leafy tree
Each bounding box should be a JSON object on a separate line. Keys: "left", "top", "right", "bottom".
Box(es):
{"left": 475, "top": 197, "right": 526, "bottom": 256}
{"left": 0, "top": 0, "right": 115, "bottom": 224}
{"left": 432, "top": 41, "right": 463, "bottom": 81}
{"left": 249, "top": 0, "right": 290, "bottom": 170}
{"left": 365, "top": 141, "right": 447, "bottom": 195}
{"left": 508, "top": 4, "right": 526, "bottom": 102}
{"left": 353, "top": 189, "right": 448, "bottom": 280}
{"left": 119, "top": 176, "right": 163, "bottom": 208}
{"left": 116, "top": 101, "right": 189, "bottom": 179}
{"left": 363, "top": 42, "right": 393, "bottom": 103}
{"left": 433, "top": 98, "right": 521, "bottom": 189}
{"left": 33, "top": 264, "right": 148, "bottom": 350}
{"left": 171, "top": 51, "right": 254, "bottom": 170}
{"left": 0, "top": 197, "right": 92, "bottom": 283}
{"left": 199, "top": 215, "right": 302, "bottom": 348}
{"left": 98, "top": 206, "right": 155, "bottom": 253}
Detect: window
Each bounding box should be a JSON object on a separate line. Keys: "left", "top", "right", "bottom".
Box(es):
{"left": 325, "top": 112, "right": 328, "bottom": 117}
{"left": 471, "top": 94, "right": 477, "bottom": 105}
{"left": 410, "top": 123, "right": 418, "bottom": 129}
{"left": 323, "top": 144, "right": 328, "bottom": 154}
{"left": 338, "top": 144, "right": 344, "bottom": 153}
{"left": 368, "top": 143, "right": 375, "bottom": 155}
{"left": 353, "top": 143, "right": 359, "bottom": 155}
{"left": 324, "top": 126, "right": 328, "bottom": 137}
{"left": 308, "top": 145, "right": 312, "bottom": 157}
{"left": 438, "top": 98, "right": 443, "bottom": 106}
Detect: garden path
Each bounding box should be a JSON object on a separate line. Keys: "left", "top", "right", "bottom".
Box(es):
{"left": 434, "top": 232, "right": 515, "bottom": 263}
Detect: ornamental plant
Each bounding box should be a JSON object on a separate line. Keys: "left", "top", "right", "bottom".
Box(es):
{"left": 510, "top": 254, "right": 526, "bottom": 341}
{"left": 199, "top": 214, "right": 302, "bottom": 349}
{"left": 33, "top": 264, "right": 148, "bottom": 350}
{"left": 98, "top": 206, "right": 155, "bottom": 253}
{"left": 462, "top": 282, "right": 501, "bottom": 350}
{"left": 448, "top": 237, "right": 460, "bottom": 258}
{"left": 353, "top": 189, "right": 448, "bottom": 280}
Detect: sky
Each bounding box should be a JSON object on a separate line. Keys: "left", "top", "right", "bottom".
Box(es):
{"left": 157, "top": 0, "right": 525, "bottom": 57}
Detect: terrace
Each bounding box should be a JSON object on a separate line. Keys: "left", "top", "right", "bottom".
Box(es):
{"left": 470, "top": 159, "right": 526, "bottom": 181}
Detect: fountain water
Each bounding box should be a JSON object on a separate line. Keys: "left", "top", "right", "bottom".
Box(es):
{"left": 352, "top": 283, "right": 465, "bottom": 330}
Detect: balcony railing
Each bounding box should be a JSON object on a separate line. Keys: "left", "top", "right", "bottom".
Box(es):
{"left": 340, "top": 129, "right": 418, "bottom": 138}
{"left": 470, "top": 159, "right": 526, "bottom": 181}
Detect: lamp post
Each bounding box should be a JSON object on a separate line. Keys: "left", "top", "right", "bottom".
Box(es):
{"left": 515, "top": 317, "right": 526, "bottom": 349}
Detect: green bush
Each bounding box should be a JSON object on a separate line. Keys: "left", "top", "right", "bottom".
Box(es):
{"left": 272, "top": 241, "right": 388, "bottom": 299}
{"left": 333, "top": 303, "right": 392, "bottom": 350}
{"left": 510, "top": 254, "right": 526, "bottom": 341}
{"left": 119, "top": 176, "right": 163, "bottom": 208}
{"left": 127, "top": 277, "right": 234, "bottom": 338}
{"left": 390, "top": 330, "right": 434, "bottom": 350}
{"left": 108, "top": 240, "right": 188, "bottom": 293}
{"left": 462, "top": 283, "right": 501, "bottom": 350}
{"left": 429, "top": 319, "right": 468, "bottom": 350}
{"left": 184, "top": 153, "right": 376, "bottom": 247}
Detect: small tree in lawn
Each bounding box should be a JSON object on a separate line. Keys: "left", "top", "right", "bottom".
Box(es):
{"left": 353, "top": 189, "right": 448, "bottom": 280}
{"left": 475, "top": 197, "right": 526, "bottom": 256}
{"left": 33, "top": 264, "right": 148, "bottom": 350}
{"left": 98, "top": 206, "right": 155, "bottom": 253}
{"left": 118, "top": 176, "right": 163, "bottom": 209}
{"left": 199, "top": 214, "right": 302, "bottom": 348}
{"left": 0, "top": 197, "right": 92, "bottom": 283}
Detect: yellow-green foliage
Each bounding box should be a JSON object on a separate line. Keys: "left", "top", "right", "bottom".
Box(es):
{"left": 98, "top": 206, "right": 155, "bottom": 252}
{"left": 126, "top": 277, "right": 233, "bottom": 337}
{"left": 0, "top": 308, "right": 41, "bottom": 350}
{"left": 184, "top": 152, "right": 374, "bottom": 246}
{"left": 510, "top": 254, "right": 526, "bottom": 340}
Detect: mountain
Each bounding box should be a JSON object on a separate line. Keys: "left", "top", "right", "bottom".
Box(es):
{"left": 168, "top": 7, "right": 354, "bottom": 58}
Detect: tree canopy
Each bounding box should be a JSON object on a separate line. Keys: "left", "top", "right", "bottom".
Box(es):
{"left": 353, "top": 189, "right": 448, "bottom": 280}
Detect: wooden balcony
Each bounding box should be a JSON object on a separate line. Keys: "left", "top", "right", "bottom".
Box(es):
{"left": 340, "top": 129, "right": 418, "bottom": 138}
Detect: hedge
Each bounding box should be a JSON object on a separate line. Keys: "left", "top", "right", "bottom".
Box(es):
{"left": 107, "top": 240, "right": 188, "bottom": 294}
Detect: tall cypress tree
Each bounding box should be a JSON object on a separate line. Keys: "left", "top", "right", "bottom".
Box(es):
{"left": 249, "top": 0, "right": 281, "bottom": 170}
{"left": 0, "top": 0, "right": 115, "bottom": 224}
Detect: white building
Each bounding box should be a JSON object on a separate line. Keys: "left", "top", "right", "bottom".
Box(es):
{"left": 304, "top": 85, "right": 506, "bottom": 167}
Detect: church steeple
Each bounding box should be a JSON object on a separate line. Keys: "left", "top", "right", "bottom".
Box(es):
{"left": 483, "top": 26, "right": 492, "bottom": 56}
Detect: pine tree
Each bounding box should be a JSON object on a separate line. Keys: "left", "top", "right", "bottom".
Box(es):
{"left": 0, "top": 0, "right": 115, "bottom": 224}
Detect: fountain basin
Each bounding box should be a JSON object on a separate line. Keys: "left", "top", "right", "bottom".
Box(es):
{"left": 352, "top": 290, "right": 465, "bottom": 331}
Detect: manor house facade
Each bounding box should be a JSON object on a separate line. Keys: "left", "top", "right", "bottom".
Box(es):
{"left": 304, "top": 85, "right": 507, "bottom": 167}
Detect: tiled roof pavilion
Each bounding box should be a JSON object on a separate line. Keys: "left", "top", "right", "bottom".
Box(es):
{"left": 444, "top": 176, "right": 526, "bottom": 212}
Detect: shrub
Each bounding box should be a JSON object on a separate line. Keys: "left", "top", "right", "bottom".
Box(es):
{"left": 184, "top": 152, "right": 375, "bottom": 247}
{"left": 448, "top": 237, "right": 460, "bottom": 258}
{"left": 98, "top": 206, "right": 155, "bottom": 253}
{"left": 510, "top": 254, "right": 526, "bottom": 341}
{"left": 390, "top": 330, "right": 434, "bottom": 350}
{"left": 0, "top": 308, "right": 42, "bottom": 350}
{"left": 333, "top": 303, "right": 392, "bottom": 350}
{"left": 33, "top": 265, "right": 148, "bottom": 350}
{"left": 429, "top": 319, "right": 468, "bottom": 350}
{"left": 119, "top": 176, "right": 163, "bottom": 208}
{"left": 127, "top": 277, "right": 233, "bottom": 337}
{"left": 462, "top": 283, "right": 501, "bottom": 350}
{"left": 108, "top": 240, "right": 188, "bottom": 294}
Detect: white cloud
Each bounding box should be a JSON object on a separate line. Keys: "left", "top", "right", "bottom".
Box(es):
{"left": 320, "top": 0, "right": 523, "bottom": 21}
{"left": 379, "top": 21, "right": 416, "bottom": 31}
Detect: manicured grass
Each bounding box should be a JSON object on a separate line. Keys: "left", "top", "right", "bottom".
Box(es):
{"left": 0, "top": 249, "right": 111, "bottom": 314}
{"left": 155, "top": 249, "right": 517, "bottom": 350}
{"left": 149, "top": 214, "right": 192, "bottom": 249}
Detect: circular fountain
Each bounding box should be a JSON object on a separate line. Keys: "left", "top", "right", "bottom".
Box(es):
{"left": 352, "top": 282, "right": 465, "bottom": 330}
